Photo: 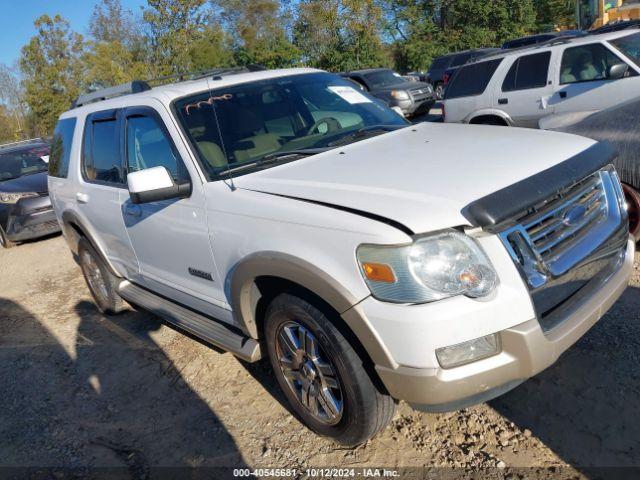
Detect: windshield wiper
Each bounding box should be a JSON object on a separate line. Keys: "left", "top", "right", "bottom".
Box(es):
{"left": 221, "top": 148, "right": 328, "bottom": 175}
{"left": 327, "top": 125, "right": 403, "bottom": 147}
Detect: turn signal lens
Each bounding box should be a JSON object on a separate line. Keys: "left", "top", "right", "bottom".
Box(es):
{"left": 362, "top": 262, "right": 396, "bottom": 283}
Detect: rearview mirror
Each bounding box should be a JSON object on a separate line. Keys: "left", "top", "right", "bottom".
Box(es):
{"left": 127, "top": 166, "right": 191, "bottom": 204}
{"left": 608, "top": 63, "right": 629, "bottom": 80}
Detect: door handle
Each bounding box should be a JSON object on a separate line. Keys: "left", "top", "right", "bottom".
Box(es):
{"left": 76, "top": 192, "right": 89, "bottom": 204}
{"left": 498, "top": 98, "right": 508, "bottom": 105}
{"left": 559, "top": 91, "right": 567, "bottom": 99}
{"left": 124, "top": 204, "right": 142, "bottom": 218}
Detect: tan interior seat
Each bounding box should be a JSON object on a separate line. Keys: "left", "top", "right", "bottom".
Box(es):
{"left": 233, "top": 133, "right": 282, "bottom": 162}
{"left": 197, "top": 141, "right": 228, "bottom": 169}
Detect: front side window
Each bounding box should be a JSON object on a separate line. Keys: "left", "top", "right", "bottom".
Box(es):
{"left": 126, "top": 114, "right": 190, "bottom": 183}
{"left": 82, "top": 115, "right": 124, "bottom": 185}
{"left": 502, "top": 52, "right": 551, "bottom": 92}
{"left": 445, "top": 59, "right": 503, "bottom": 99}
{"left": 610, "top": 32, "right": 640, "bottom": 68}
{"left": 560, "top": 43, "right": 627, "bottom": 84}
{"left": 49, "top": 118, "right": 76, "bottom": 178}
{"left": 362, "top": 70, "right": 406, "bottom": 88}
{"left": 174, "top": 72, "right": 407, "bottom": 180}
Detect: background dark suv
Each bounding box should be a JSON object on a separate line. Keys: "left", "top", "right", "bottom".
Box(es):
{"left": 0, "top": 139, "right": 59, "bottom": 248}
{"left": 427, "top": 48, "right": 500, "bottom": 99}
{"left": 340, "top": 68, "right": 435, "bottom": 117}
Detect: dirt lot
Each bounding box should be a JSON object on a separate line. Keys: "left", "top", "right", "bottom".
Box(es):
{"left": 1, "top": 234, "right": 639, "bottom": 479}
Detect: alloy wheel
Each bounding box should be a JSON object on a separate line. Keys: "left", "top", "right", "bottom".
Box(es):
{"left": 81, "top": 250, "right": 109, "bottom": 303}
{"left": 275, "top": 321, "right": 344, "bottom": 425}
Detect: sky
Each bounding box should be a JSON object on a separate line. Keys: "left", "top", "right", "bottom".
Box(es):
{"left": 0, "top": 0, "right": 147, "bottom": 67}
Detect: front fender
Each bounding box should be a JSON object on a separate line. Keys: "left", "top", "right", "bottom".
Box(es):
{"left": 230, "top": 251, "right": 395, "bottom": 369}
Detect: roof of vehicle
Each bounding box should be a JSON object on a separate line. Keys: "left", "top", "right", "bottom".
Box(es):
{"left": 0, "top": 139, "right": 49, "bottom": 154}
{"left": 433, "top": 48, "right": 497, "bottom": 61}
{"left": 468, "top": 29, "right": 640, "bottom": 63}
{"left": 61, "top": 67, "right": 324, "bottom": 119}
{"left": 342, "top": 68, "right": 395, "bottom": 75}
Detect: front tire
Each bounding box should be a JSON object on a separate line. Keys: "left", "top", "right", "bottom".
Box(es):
{"left": 0, "top": 226, "right": 15, "bottom": 249}
{"left": 264, "top": 293, "right": 396, "bottom": 446}
{"left": 622, "top": 183, "right": 640, "bottom": 241}
{"left": 78, "top": 238, "right": 126, "bottom": 314}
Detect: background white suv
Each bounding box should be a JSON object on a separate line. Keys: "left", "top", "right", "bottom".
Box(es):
{"left": 48, "top": 68, "right": 633, "bottom": 446}
{"left": 443, "top": 30, "right": 640, "bottom": 127}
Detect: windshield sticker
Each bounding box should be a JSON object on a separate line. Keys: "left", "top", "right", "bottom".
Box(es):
{"left": 328, "top": 86, "right": 372, "bottom": 104}
{"left": 184, "top": 93, "right": 233, "bottom": 115}
{"left": 40, "top": 155, "right": 50, "bottom": 163}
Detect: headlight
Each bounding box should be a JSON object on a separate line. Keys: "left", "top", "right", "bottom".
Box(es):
{"left": 390, "top": 90, "right": 410, "bottom": 100}
{"left": 357, "top": 230, "right": 499, "bottom": 303}
{"left": 0, "top": 192, "right": 38, "bottom": 204}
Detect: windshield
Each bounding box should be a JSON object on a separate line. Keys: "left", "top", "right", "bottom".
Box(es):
{"left": 0, "top": 146, "right": 50, "bottom": 181}
{"left": 362, "top": 70, "right": 407, "bottom": 88}
{"left": 610, "top": 32, "right": 640, "bottom": 68}
{"left": 174, "top": 72, "right": 408, "bottom": 179}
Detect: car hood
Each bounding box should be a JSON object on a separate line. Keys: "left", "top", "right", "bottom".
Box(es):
{"left": 373, "top": 81, "right": 431, "bottom": 93}
{"left": 0, "top": 172, "right": 48, "bottom": 193}
{"left": 235, "top": 122, "right": 596, "bottom": 234}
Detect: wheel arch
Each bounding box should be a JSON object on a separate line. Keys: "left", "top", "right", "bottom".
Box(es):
{"left": 60, "top": 210, "right": 122, "bottom": 277}
{"left": 230, "top": 251, "right": 396, "bottom": 369}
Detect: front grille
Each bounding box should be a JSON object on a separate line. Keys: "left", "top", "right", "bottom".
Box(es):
{"left": 499, "top": 166, "right": 628, "bottom": 329}
{"left": 410, "top": 87, "right": 431, "bottom": 99}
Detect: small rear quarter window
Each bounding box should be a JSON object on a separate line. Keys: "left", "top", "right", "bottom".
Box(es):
{"left": 49, "top": 117, "right": 77, "bottom": 178}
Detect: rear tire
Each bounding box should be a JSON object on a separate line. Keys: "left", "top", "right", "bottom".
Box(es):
{"left": 78, "top": 238, "right": 126, "bottom": 314}
{"left": 622, "top": 183, "right": 640, "bottom": 241}
{"left": 264, "top": 293, "right": 396, "bottom": 446}
{"left": 0, "top": 227, "right": 15, "bottom": 249}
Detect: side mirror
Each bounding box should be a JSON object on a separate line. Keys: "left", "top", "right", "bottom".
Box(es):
{"left": 608, "top": 63, "right": 629, "bottom": 80}
{"left": 127, "top": 166, "right": 191, "bottom": 205}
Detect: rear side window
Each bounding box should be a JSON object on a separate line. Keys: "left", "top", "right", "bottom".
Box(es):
{"left": 445, "top": 59, "right": 503, "bottom": 99}
{"left": 49, "top": 118, "right": 76, "bottom": 178}
{"left": 82, "top": 113, "right": 124, "bottom": 185}
{"left": 502, "top": 52, "right": 551, "bottom": 92}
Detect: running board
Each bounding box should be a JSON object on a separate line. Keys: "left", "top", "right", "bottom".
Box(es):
{"left": 117, "top": 281, "right": 262, "bottom": 362}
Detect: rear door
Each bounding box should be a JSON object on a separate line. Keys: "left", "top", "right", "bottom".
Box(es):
{"left": 76, "top": 109, "right": 138, "bottom": 278}
{"left": 551, "top": 42, "right": 639, "bottom": 115}
{"left": 494, "top": 51, "right": 555, "bottom": 127}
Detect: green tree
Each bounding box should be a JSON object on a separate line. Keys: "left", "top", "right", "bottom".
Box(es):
{"left": 215, "top": 0, "right": 300, "bottom": 68}
{"left": 84, "top": 0, "right": 150, "bottom": 88}
{"left": 19, "top": 15, "right": 85, "bottom": 136}
{"left": 0, "top": 105, "right": 20, "bottom": 143}
{"left": 534, "top": 0, "right": 577, "bottom": 30}
{"left": 143, "top": 0, "right": 210, "bottom": 75}
{"left": 0, "top": 64, "right": 28, "bottom": 138}
{"left": 294, "top": 0, "right": 388, "bottom": 71}
{"left": 188, "top": 24, "right": 235, "bottom": 70}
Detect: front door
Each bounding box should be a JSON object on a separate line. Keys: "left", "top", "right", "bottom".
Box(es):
{"left": 494, "top": 50, "right": 555, "bottom": 127}
{"left": 120, "top": 104, "right": 226, "bottom": 313}
{"left": 551, "top": 42, "right": 639, "bottom": 116}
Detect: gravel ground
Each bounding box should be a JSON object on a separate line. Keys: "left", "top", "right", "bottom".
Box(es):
{"left": 0, "top": 234, "right": 638, "bottom": 479}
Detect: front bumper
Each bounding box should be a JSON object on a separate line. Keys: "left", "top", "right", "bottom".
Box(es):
{"left": 391, "top": 96, "right": 435, "bottom": 117}
{"left": 2, "top": 196, "right": 60, "bottom": 242}
{"left": 374, "top": 238, "right": 635, "bottom": 411}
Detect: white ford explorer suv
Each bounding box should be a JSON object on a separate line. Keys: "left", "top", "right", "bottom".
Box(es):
{"left": 48, "top": 67, "right": 634, "bottom": 446}
{"left": 443, "top": 30, "right": 640, "bottom": 128}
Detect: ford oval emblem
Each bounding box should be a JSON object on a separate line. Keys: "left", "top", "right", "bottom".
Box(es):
{"left": 563, "top": 205, "right": 587, "bottom": 226}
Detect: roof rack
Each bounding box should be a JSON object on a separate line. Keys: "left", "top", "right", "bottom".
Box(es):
{"left": 0, "top": 138, "right": 47, "bottom": 151}
{"left": 73, "top": 81, "right": 151, "bottom": 108}
{"left": 72, "top": 64, "right": 268, "bottom": 109}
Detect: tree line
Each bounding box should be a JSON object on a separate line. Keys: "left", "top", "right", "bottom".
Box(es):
{"left": 0, "top": 0, "right": 576, "bottom": 141}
